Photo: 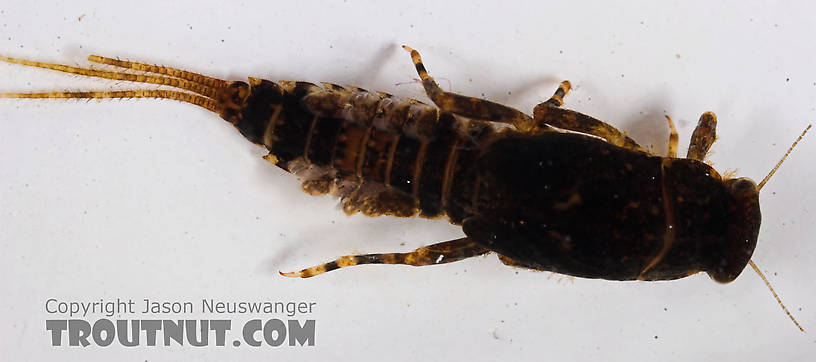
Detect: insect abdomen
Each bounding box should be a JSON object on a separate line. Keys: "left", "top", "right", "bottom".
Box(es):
{"left": 233, "top": 78, "right": 493, "bottom": 222}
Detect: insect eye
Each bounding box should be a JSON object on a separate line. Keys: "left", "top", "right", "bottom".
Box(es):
{"left": 727, "top": 178, "right": 758, "bottom": 195}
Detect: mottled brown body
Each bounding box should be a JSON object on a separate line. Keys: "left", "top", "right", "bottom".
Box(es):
{"left": 188, "top": 73, "right": 760, "bottom": 284}
{"left": 0, "top": 47, "right": 799, "bottom": 288}
{"left": 2, "top": 46, "right": 808, "bottom": 330}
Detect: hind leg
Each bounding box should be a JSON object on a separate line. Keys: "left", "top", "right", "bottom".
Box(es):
{"left": 280, "top": 237, "right": 490, "bottom": 278}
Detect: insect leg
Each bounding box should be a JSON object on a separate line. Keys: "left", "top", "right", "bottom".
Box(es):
{"left": 530, "top": 82, "right": 648, "bottom": 151}
{"left": 686, "top": 112, "right": 717, "bottom": 161}
{"left": 497, "top": 255, "right": 542, "bottom": 269}
{"left": 666, "top": 115, "right": 678, "bottom": 158}
{"left": 280, "top": 237, "right": 490, "bottom": 278}
{"left": 532, "top": 103, "right": 648, "bottom": 152}
{"left": 401, "top": 46, "right": 535, "bottom": 131}
{"left": 539, "top": 80, "right": 572, "bottom": 108}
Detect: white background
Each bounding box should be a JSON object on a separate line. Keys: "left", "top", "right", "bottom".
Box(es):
{"left": 1, "top": 1, "right": 815, "bottom": 360}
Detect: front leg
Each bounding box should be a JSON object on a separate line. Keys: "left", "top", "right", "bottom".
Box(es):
{"left": 665, "top": 115, "right": 678, "bottom": 158}
{"left": 686, "top": 112, "right": 717, "bottom": 161}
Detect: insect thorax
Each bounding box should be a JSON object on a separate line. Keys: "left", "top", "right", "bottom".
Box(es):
{"left": 468, "top": 132, "right": 759, "bottom": 282}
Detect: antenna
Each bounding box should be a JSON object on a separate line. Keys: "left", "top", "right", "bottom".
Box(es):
{"left": 750, "top": 124, "right": 811, "bottom": 332}
{"left": 757, "top": 125, "right": 811, "bottom": 190}
{"left": 748, "top": 260, "right": 804, "bottom": 332}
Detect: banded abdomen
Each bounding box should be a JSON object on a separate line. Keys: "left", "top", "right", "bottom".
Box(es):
{"left": 230, "top": 78, "right": 495, "bottom": 224}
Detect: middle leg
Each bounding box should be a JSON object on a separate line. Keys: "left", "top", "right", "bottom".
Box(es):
{"left": 540, "top": 80, "right": 572, "bottom": 108}
{"left": 531, "top": 82, "right": 649, "bottom": 152}
{"left": 401, "top": 46, "right": 535, "bottom": 131}
{"left": 532, "top": 102, "right": 649, "bottom": 152}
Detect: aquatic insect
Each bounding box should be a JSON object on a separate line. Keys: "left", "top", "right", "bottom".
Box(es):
{"left": 0, "top": 46, "right": 809, "bottom": 330}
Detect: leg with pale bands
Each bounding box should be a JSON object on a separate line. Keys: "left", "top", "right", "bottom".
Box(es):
{"left": 540, "top": 80, "right": 572, "bottom": 108}
{"left": 532, "top": 103, "right": 649, "bottom": 152}
{"left": 687, "top": 112, "right": 717, "bottom": 161}
{"left": 401, "top": 46, "right": 534, "bottom": 131}
{"left": 531, "top": 81, "right": 649, "bottom": 152}
{"left": 280, "top": 237, "right": 490, "bottom": 278}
